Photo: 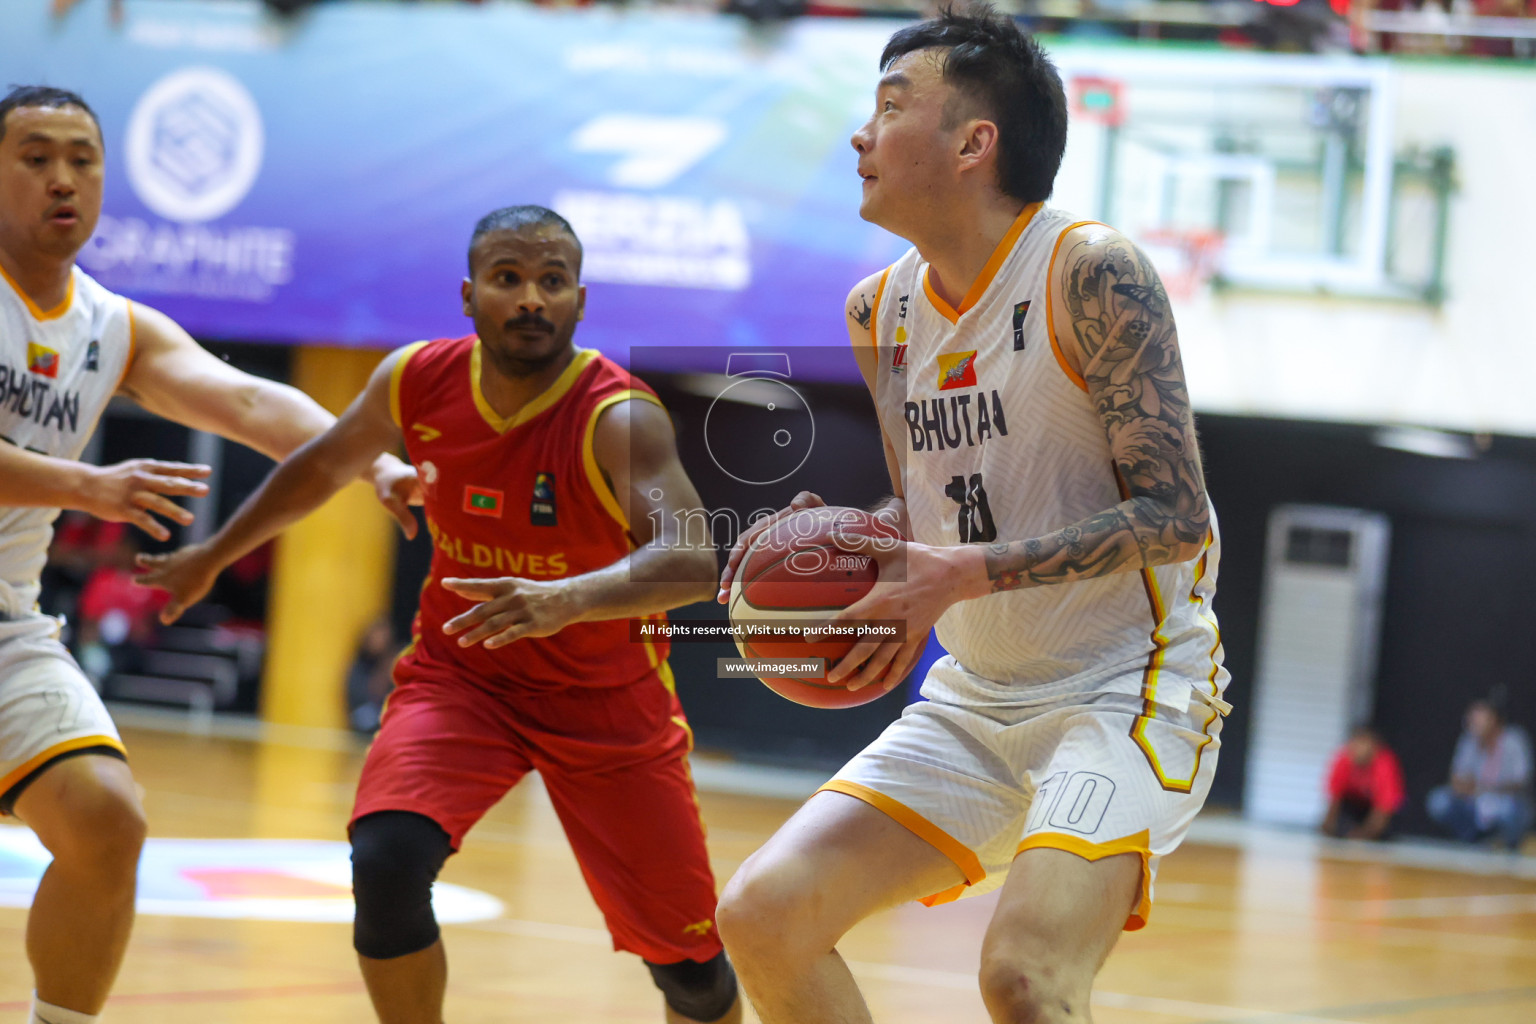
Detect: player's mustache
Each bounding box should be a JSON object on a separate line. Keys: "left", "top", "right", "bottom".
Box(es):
{"left": 504, "top": 313, "right": 556, "bottom": 334}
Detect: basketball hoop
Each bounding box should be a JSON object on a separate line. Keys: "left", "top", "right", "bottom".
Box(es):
{"left": 1140, "top": 228, "right": 1226, "bottom": 302}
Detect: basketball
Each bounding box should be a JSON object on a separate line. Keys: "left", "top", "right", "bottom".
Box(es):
{"left": 727, "top": 506, "right": 903, "bottom": 708}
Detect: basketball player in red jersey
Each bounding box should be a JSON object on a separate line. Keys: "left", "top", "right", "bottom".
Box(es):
{"left": 138, "top": 207, "right": 741, "bottom": 1024}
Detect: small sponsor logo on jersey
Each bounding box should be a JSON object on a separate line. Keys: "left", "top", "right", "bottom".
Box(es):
{"left": 85, "top": 339, "right": 100, "bottom": 372}
{"left": 890, "top": 338, "right": 907, "bottom": 375}
{"left": 936, "top": 350, "right": 977, "bottom": 391}
{"left": 530, "top": 472, "right": 557, "bottom": 526}
{"left": 683, "top": 919, "right": 715, "bottom": 937}
{"left": 1012, "top": 300, "right": 1031, "bottom": 351}
{"left": 411, "top": 422, "right": 441, "bottom": 442}
{"left": 463, "top": 485, "right": 503, "bottom": 518}
{"left": 26, "top": 344, "right": 59, "bottom": 379}
{"left": 897, "top": 293, "right": 909, "bottom": 319}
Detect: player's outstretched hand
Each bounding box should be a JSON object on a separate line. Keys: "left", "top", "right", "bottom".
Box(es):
{"left": 441, "top": 576, "right": 576, "bottom": 650}
{"left": 371, "top": 458, "right": 423, "bottom": 539}
{"left": 716, "top": 490, "right": 826, "bottom": 604}
{"left": 79, "top": 459, "right": 211, "bottom": 542}
{"left": 134, "top": 544, "right": 222, "bottom": 625}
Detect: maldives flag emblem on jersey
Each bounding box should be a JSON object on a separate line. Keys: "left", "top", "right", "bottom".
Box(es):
{"left": 936, "top": 350, "right": 978, "bottom": 391}
{"left": 463, "top": 485, "right": 504, "bottom": 518}
{"left": 27, "top": 343, "right": 59, "bottom": 378}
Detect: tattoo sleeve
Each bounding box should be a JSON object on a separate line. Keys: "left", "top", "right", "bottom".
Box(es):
{"left": 985, "top": 236, "right": 1211, "bottom": 594}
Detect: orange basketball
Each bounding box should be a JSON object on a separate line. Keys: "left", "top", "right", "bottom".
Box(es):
{"left": 727, "top": 506, "right": 902, "bottom": 708}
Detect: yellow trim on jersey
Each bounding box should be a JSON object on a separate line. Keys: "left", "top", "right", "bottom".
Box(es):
{"left": 116, "top": 299, "right": 138, "bottom": 393}
{"left": 866, "top": 265, "right": 891, "bottom": 349}
{"left": 1045, "top": 220, "right": 1106, "bottom": 394}
{"left": 1137, "top": 565, "right": 1171, "bottom": 710}
{"left": 920, "top": 202, "right": 1042, "bottom": 325}
{"left": 1114, "top": 464, "right": 1202, "bottom": 794}
{"left": 921, "top": 269, "right": 957, "bottom": 325}
{"left": 0, "top": 734, "right": 128, "bottom": 810}
{"left": 818, "top": 779, "right": 986, "bottom": 904}
{"left": 469, "top": 343, "right": 597, "bottom": 434}
{"left": 638, "top": 613, "right": 666, "bottom": 670}
{"left": 667, "top": 692, "right": 709, "bottom": 839}
{"left": 671, "top": 714, "right": 694, "bottom": 750}
{"left": 579, "top": 388, "right": 667, "bottom": 534}
{"left": 0, "top": 261, "right": 74, "bottom": 322}
{"left": 1127, "top": 531, "right": 1221, "bottom": 794}
{"left": 1015, "top": 829, "right": 1153, "bottom": 930}
{"left": 388, "top": 340, "right": 431, "bottom": 427}
{"left": 1184, "top": 534, "right": 1225, "bottom": 773}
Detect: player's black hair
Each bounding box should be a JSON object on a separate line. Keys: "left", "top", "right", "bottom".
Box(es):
{"left": 880, "top": 4, "right": 1067, "bottom": 204}
{"left": 468, "top": 205, "right": 583, "bottom": 276}
{"left": 0, "top": 85, "right": 101, "bottom": 144}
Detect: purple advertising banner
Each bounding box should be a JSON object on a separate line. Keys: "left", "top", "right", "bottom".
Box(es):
{"left": 4, "top": 1, "right": 913, "bottom": 381}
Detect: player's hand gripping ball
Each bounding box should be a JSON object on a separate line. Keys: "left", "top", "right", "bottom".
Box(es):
{"left": 727, "top": 506, "right": 902, "bottom": 708}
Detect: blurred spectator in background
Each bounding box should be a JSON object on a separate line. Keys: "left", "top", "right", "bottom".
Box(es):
{"left": 73, "top": 530, "right": 169, "bottom": 687}
{"left": 41, "top": 513, "right": 126, "bottom": 629}
{"left": 1321, "top": 725, "right": 1405, "bottom": 840}
{"left": 1427, "top": 698, "right": 1534, "bottom": 850}
{"left": 346, "top": 618, "right": 399, "bottom": 734}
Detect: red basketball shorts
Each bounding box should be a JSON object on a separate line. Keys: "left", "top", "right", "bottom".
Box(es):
{"left": 351, "top": 655, "right": 721, "bottom": 964}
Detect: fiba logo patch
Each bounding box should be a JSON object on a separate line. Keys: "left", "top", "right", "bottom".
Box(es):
{"left": 531, "top": 472, "right": 557, "bottom": 526}
{"left": 125, "top": 67, "right": 265, "bottom": 224}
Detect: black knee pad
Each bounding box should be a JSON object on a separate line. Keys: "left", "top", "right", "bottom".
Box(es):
{"left": 645, "top": 951, "right": 738, "bottom": 1023}
{"left": 351, "top": 811, "right": 453, "bottom": 960}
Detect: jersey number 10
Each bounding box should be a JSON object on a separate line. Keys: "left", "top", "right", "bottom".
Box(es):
{"left": 944, "top": 473, "right": 997, "bottom": 543}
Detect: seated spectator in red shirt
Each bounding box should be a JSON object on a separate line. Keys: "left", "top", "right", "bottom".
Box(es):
{"left": 1322, "top": 726, "right": 1405, "bottom": 840}
{"left": 74, "top": 532, "right": 169, "bottom": 685}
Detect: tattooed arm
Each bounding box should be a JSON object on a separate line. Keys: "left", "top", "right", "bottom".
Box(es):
{"left": 982, "top": 226, "right": 1211, "bottom": 594}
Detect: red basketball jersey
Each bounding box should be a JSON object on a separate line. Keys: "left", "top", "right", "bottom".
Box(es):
{"left": 390, "top": 336, "right": 669, "bottom": 691}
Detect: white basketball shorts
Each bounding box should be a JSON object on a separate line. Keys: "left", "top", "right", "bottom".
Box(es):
{"left": 0, "top": 613, "right": 125, "bottom": 814}
{"left": 821, "top": 655, "right": 1226, "bottom": 930}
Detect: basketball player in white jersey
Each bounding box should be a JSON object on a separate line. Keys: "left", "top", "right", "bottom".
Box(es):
{"left": 0, "top": 87, "right": 417, "bottom": 1024}
{"left": 714, "top": 9, "right": 1228, "bottom": 1023}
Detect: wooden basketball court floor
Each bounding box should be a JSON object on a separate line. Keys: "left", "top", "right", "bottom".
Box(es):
{"left": 2, "top": 708, "right": 1534, "bottom": 1024}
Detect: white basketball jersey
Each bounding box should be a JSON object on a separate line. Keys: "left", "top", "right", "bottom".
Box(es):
{"left": 869, "top": 205, "right": 1226, "bottom": 712}
{"left": 0, "top": 265, "right": 133, "bottom": 615}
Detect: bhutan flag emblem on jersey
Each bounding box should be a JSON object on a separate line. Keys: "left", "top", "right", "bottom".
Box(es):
{"left": 936, "top": 350, "right": 977, "bottom": 391}
{"left": 27, "top": 343, "right": 60, "bottom": 379}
